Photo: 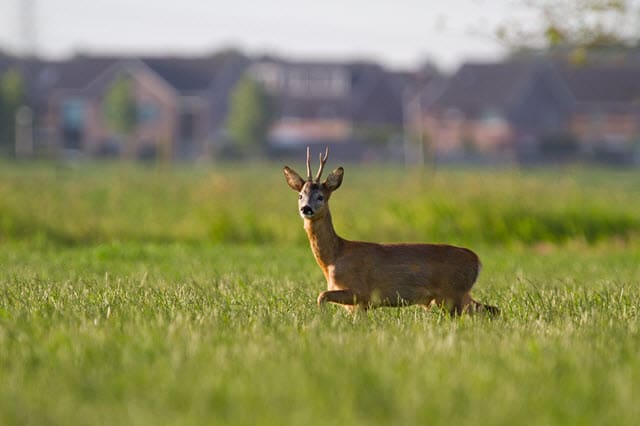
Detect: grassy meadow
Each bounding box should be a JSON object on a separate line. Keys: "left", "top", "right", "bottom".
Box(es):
{"left": 0, "top": 161, "right": 639, "bottom": 425}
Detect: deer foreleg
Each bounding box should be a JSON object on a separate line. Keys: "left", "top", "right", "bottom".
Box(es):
{"left": 317, "top": 289, "right": 359, "bottom": 307}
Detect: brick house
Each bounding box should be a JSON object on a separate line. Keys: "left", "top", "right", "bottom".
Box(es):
{"left": 1, "top": 51, "right": 249, "bottom": 160}
{"left": 417, "top": 59, "right": 640, "bottom": 164}
{"left": 249, "top": 58, "right": 410, "bottom": 156}
{"left": 560, "top": 63, "right": 640, "bottom": 162}
{"left": 417, "top": 61, "right": 574, "bottom": 162}
{"left": 48, "top": 53, "right": 248, "bottom": 160}
{"left": 49, "top": 59, "right": 179, "bottom": 159}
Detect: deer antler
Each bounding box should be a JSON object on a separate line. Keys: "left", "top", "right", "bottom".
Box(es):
{"left": 306, "top": 146, "right": 312, "bottom": 181}
{"left": 315, "top": 147, "right": 329, "bottom": 182}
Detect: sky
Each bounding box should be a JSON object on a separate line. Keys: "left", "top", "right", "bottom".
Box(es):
{"left": 0, "top": 0, "right": 536, "bottom": 70}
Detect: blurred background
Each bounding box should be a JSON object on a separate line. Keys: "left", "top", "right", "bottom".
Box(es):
{"left": 0, "top": 0, "right": 639, "bottom": 166}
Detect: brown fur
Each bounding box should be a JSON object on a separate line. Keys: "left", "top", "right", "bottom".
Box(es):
{"left": 283, "top": 153, "right": 499, "bottom": 316}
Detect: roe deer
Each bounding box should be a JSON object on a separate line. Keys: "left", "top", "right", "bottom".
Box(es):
{"left": 283, "top": 147, "right": 499, "bottom": 315}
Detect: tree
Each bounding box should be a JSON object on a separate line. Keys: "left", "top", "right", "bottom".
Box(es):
{"left": 226, "top": 76, "right": 274, "bottom": 155}
{"left": 103, "top": 73, "right": 137, "bottom": 157}
{"left": 497, "top": 0, "right": 640, "bottom": 62}
{"left": 0, "top": 69, "right": 26, "bottom": 156}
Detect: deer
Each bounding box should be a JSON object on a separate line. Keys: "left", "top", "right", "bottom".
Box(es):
{"left": 283, "top": 147, "right": 499, "bottom": 316}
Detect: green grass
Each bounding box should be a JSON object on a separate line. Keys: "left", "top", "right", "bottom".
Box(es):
{"left": 0, "top": 162, "right": 639, "bottom": 425}
{"left": 1, "top": 162, "right": 639, "bottom": 246}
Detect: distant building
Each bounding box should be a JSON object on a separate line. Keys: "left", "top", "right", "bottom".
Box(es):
{"left": 418, "top": 59, "right": 640, "bottom": 164}
{"left": 0, "top": 51, "right": 249, "bottom": 161}
{"left": 2, "top": 49, "right": 639, "bottom": 164}
{"left": 249, "top": 58, "right": 413, "bottom": 160}
{"left": 50, "top": 59, "right": 182, "bottom": 160}
{"left": 560, "top": 63, "right": 640, "bottom": 163}
{"left": 1, "top": 51, "right": 412, "bottom": 162}
{"left": 418, "top": 61, "right": 574, "bottom": 163}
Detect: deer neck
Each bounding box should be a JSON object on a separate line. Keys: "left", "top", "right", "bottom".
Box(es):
{"left": 303, "top": 209, "right": 342, "bottom": 268}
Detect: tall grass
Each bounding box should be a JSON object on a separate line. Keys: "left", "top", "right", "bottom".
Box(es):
{"left": 0, "top": 162, "right": 638, "bottom": 246}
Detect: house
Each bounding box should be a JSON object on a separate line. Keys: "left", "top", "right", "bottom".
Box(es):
{"left": 251, "top": 59, "right": 352, "bottom": 147}
{"left": 418, "top": 61, "right": 574, "bottom": 163}
{"left": 48, "top": 52, "right": 249, "bottom": 160}
{"left": 141, "top": 51, "right": 250, "bottom": 155}
{"left": 0, "top": 51, "right": 249, "bottom": 161}
{"left": 249, "top": 58, "right": 412, "bottom": 158}
{"left": 560, "top": 63, "right": 640, "bottom": 163}
{"left": 417, "top": 59, "right": 640, "bottom": 164}
{"left": 49, "top": 58, "right": 179, "bottom": 159}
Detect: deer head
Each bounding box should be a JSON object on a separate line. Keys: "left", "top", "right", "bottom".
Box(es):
{"left": 283, "top": 147, "right": 344, "bottom": 220}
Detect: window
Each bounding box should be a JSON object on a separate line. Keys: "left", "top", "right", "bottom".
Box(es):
{"left": 138, "top": 102, "right": 159, "bottom": 123}
{"left": 61, "top": 98, "right": 85, "bottom": 130}
{"left": 481, "top": 109, "right": 506, "bottom": 126}
{"left": 61, "top": 98, "right": 85, "bottom": 150}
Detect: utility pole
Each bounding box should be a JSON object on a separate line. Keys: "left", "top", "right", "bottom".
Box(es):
{"left": 15, "top": 106, "right": 34, "bottom": 158}
{"left": 402, "top": 88, "right": 424, "bottom": 167}
{"left": 19, "top": 0, "right": 37, "bottom": 57}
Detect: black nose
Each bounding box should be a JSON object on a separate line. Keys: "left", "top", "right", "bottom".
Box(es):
{"left": 301, "top": 206, "right": 314, "bottom": 216}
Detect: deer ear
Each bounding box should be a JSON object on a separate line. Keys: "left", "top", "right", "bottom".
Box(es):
{"left": 283, "top": 166, "right": 305, "bottom": 191}
{"left": 323, "top": 167, "right": 344, "bottom": 192}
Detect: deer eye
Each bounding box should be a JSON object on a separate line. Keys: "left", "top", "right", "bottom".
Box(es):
{"left": 298, "top": 194, "right": 303, "bottom": 200}
{"left": 317, "top": 195, "right": 324, "bottom": 201}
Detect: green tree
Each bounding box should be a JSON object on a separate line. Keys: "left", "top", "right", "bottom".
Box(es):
{"left": 0, "top": 69, "right": 26, "bottom": 156}
{"left": 497, "top": 0, "right": 640, "bottom": 61}
{"left": 103, "top": 74, "right": 137, "bottom": 157}
{"left": 226, "top": 77, "right": 274, "bottom": 155}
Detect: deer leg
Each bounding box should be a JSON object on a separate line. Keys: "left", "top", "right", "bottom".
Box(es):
{"left": 425, "top": 296, "right": 466, "bottom": 315}
{"left": 428, "top": 296, "right": 457, "bottom": 314}
{"left": 452, "top": 293, "right": 500, "bottom": 316}
{"left": 420, "top": 297, "right": 438, "bottom": 311}
{"left": 317, "top": 289, "right": 358, "bottom": 307}
{"left": 450, "top": 293, "right": 470, "bottom": 315}
{"left": 423, "top": 294, "right": 499, "bottom": 316}
{"left": 469, "top": 296, "right": 501, "bottom": 316}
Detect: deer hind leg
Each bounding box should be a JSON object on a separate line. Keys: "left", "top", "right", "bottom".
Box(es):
{"left": 420, "top": 297, "right": 438, "bottom": 311}
{"left": 453, "top": 293, "right": 500, "bottom": 316}
{"left": 427, "top": 294, "right": 477, "bottom": 315}
{"left": 469, "top": 296, "right": 500, "bottom": 316}
{"left": 450, "top": 293, "right": 472, "bottom": 315}
{"left": 424, "top": 296, "right": 458, "bottom": 314}
{"left": 424, "top": 293, "right": 499, "bottom": 316}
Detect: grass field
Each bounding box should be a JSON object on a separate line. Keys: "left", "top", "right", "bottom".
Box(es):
{"left": 0, "top": 161, "right": 639, "bottom": 425}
